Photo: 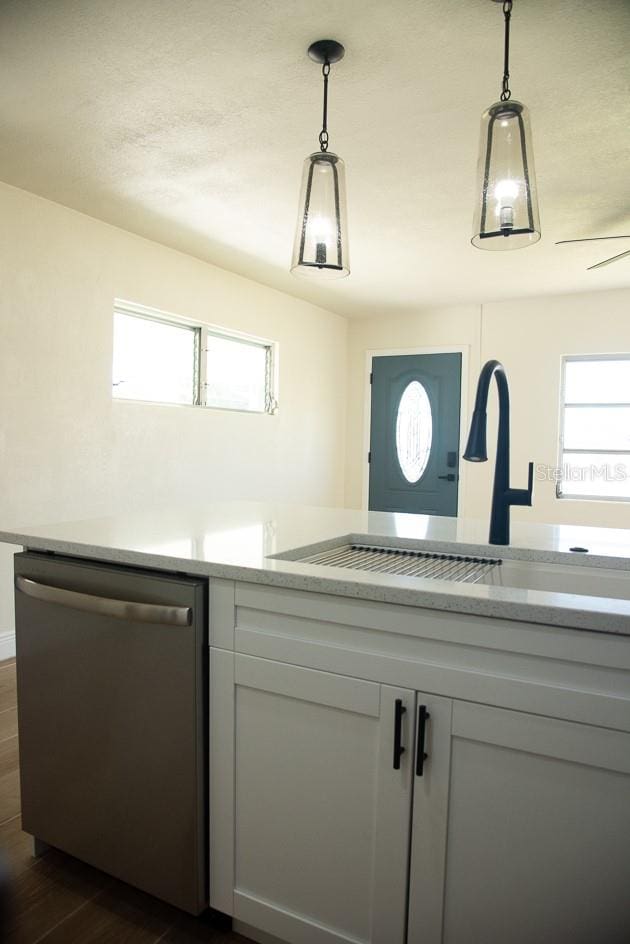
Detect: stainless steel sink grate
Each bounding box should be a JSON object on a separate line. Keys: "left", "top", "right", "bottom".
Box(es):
{"left": 296, "top": 544, "right": 502, "bottom": 583}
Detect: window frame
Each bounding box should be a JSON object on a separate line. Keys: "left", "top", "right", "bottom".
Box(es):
{"left": 113, "top": 300, "right": 278, "bottom": 415}
{"left": 557, "top": 353, "right": 630, "bottom": 503}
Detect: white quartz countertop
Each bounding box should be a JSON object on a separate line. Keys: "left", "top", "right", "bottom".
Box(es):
{"left": 3, "top": 501, "right": 630, "bottom": 636}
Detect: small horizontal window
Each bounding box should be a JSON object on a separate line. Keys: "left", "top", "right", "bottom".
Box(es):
{"left": 112, "top": 303, "right": 276, "bottom": 414}
{"left": 558, "top": 356, "right": 630, "bottom": 502}
{"left": 113, "top": 311, "right": 198, "bottom": 405}
{"left": 205, "top": 333, "right": 270, "bottom": 413}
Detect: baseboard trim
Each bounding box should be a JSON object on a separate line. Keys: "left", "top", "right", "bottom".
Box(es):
{"left": 233, "top": 920, "right": 288, "bottom": 944}
{"left": 234, "top": 891, "right": 356, "bottom": 944}
{"left": 0, "top": 632, "right": 16, "bottom": 661}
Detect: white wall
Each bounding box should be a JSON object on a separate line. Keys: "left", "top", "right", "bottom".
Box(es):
{"left": 346, "top": 289, "right": 630, "bottom": 532}
{"left": 0, "top": 182, "right": 348, "bottom": 643}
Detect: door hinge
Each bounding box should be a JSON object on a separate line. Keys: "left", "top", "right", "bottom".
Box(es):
{"left": 369, "top": 373, "right": 373, "bottom": 385}
{"left": 368, "top": 451, "right": 371, "bottom": 464}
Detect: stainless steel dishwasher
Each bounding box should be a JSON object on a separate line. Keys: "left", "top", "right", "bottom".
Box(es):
{"left": 13, "top": 551, "right": 208, "bottom": 915}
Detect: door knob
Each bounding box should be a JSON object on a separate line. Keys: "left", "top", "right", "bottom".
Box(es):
{"left": 438, "top": 473, "right": 457, "bottom": 482}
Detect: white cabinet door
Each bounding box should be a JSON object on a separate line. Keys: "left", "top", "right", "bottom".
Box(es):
{"left": 227, "top": 653, "right": 415, "bottom": 944}
{"left": 408, "top": 699, "right": 630, "bottom": 944}
{"left": 406, "top": 692, "right": 453, "bottom": 944}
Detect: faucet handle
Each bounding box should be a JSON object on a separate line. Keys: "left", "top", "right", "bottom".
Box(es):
{"left": 507, "top": 461, "right": 534, "bottom": 507}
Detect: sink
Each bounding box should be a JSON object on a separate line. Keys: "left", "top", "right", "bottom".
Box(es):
{"left": 272, "top": 538, "right": 630, "bottom": 601}
{"left": 477, "top": 558, "right": 630, "bottom": 600}
{"left": 274, "top": 541, "right": 501, "bottom": 583}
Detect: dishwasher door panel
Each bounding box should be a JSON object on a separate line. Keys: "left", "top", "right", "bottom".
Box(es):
{"left": 14, "top": 552, "right": 207, "bottom": 915}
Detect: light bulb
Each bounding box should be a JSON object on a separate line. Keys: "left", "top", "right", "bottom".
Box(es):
{"left": 306, "top": 214, "right": 335, "bottom": 266}
{"left": 499, "top": 205, "right": 514, "bottom": 231}
{"left": 494, "top": 179, "right": 519, "bottom": 202}
{"left": 494, "top": 179, "right": 519, "bottom": 231}
{"left": 307, "top": 214, "right": 334, "bottom": 242}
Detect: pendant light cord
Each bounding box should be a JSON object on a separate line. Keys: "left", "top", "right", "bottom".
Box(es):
{"left": 319, "top": 61, "right": 330, "bottom": 152}
{"left": 501, "top": 0, "right": 513, "bottom": 101}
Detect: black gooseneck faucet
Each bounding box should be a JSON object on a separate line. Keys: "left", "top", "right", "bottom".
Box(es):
{"left": 463, "top": 359, "right": 534, "bottom": 545}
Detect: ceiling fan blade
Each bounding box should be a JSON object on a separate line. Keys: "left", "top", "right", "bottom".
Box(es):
{"left": 588, "top": 249, "right": 630, "bottom": 270}
{"left": 556, "top": 236, "right": 630, "bottom": 245}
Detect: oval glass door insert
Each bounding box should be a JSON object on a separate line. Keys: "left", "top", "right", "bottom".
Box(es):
{"left": 395, "top": 381, "right": 433, "bottom": 483}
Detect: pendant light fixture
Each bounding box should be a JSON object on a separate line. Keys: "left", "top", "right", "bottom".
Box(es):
{"left": 472, "top": 1, "right": 541, "bottom": 250}
{"left": 291, "top": 39, "right": 350, "bottom": 279}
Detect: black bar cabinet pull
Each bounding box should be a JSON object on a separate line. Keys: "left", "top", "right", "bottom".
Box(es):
{"left": 393, "top": 698, "right": 406, "bottom": 769}
{"left": 416, "top": 705, "right": 431, "bottom": 776}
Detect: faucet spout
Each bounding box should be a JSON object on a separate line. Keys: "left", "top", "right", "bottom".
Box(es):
{"left": 463, "top": 359, "right": 533, "bottom": 545}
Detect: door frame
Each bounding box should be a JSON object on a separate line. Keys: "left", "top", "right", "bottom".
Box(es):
{"left": 362, "top": 346, "right": 470, "bottom": 516}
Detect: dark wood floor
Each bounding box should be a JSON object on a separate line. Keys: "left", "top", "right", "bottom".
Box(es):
{"left": 0, "top": 658, "right": 249, "bottom": 944}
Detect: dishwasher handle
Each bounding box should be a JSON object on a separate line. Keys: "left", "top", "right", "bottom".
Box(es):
{"left": 15, "top": 575, "right": 192, "bottom": 627}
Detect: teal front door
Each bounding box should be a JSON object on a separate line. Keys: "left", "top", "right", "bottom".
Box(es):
{"left": 368, "top": 353, "right": 462, "bottom": 516}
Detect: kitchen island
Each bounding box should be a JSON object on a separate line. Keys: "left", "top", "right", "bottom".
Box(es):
{"left": 2, "top": 501, "right": 630, "bottom": 944}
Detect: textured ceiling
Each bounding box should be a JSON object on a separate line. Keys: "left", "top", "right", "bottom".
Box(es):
{"left": 1, "top": 0, "right": 629, "bottom": 318}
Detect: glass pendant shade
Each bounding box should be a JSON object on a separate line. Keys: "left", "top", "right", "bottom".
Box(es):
{"left": 472, "top": 100, "right": 540, "bottom": 250}
{"left": 291, "top": 151, "right": 350, "bottom": 278}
